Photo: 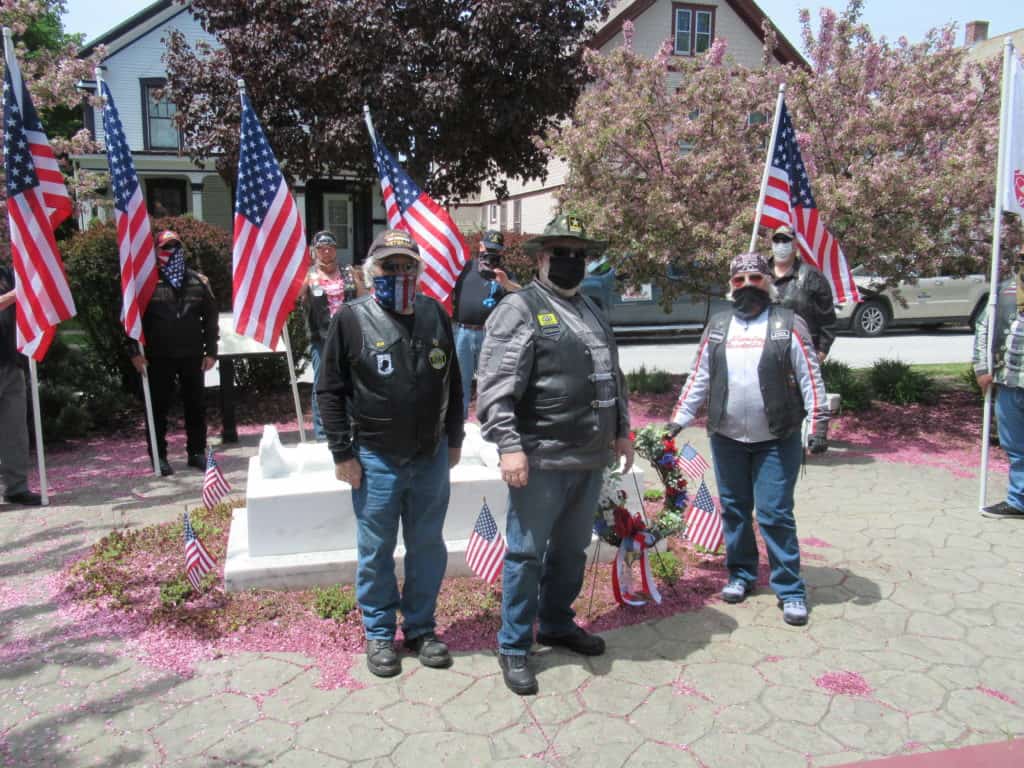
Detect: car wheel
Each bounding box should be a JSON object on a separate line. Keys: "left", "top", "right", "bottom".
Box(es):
{"left": 852, "top": 300, "right": 888, "bottom": 337}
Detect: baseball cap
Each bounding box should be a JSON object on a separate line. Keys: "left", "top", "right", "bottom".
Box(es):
{"left": 156, "top": 230, "right": 181, "bottom": 249}
{"left": 367, "top": 229, "right": 421, "bottom": 262}
{"left": 730, "top": 252, "right": 771, "bottom": 278}
{"left": 772, "top": 225, "right": 795, "bottom": 242}
{"left": 482, "top": 229, "right": 505, "bottom": 251}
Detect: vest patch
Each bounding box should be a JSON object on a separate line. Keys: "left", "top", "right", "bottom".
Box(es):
{"left": 708, "top": 330, "right": 726, "bottom": 343}
{"left": 374, "top": 340, "right": 386, "bottom": 348}
{"left": 428, "top": 347, "right": 447, "bottom": 370}
{"left": 537, "top": 312, "right": 559, "bottom": 327}
{"left": 376, "top": 352, "right": 394, "bottom": 376}
{"left": 770, "top": 329, "right": 791, "bottom": 341}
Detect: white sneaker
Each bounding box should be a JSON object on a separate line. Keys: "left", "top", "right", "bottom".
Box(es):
{"left": 781, "top": 599, "right": 808, "bottom": 626}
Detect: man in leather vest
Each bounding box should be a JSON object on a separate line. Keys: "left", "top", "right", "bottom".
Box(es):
{"left": 667, "top": 252, "right": 828, "bottom": 627}
{"left": 128, "top": 231, "right": 218, "bottom": 477}
{"left": 477, "top": 213, "right": 633, "bottom": 695}
{"left": 768, "top": 225, "right": 837, "bottom": 360}
{"left": 974, "top": 254, "right": 1024, "bottom": 519}
{"left": 317, "top": 229, "right": 464, "bottom": 678}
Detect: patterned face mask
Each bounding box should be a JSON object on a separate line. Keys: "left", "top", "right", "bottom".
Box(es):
{"left": 158, "top": 246, "right": 186, "bottom": 289}
{"left": 372, "top": 273, "right": 417, "bottom": 313}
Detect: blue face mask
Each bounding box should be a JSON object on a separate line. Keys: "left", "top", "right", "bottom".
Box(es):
{"left": 372, "top": 273, "right": 417, "bottom": 313}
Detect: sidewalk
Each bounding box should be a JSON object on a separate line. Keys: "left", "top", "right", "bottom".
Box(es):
{"left": 1, "top": 429, "right": 1022, "bottom": 767}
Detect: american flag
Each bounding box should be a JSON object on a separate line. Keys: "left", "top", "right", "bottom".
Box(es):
{"left": 232, "top": 92, "right": 306, "bottom": 349}
{"left": 183, "top": 512, "right": 216, "bottom": 590}
{"left": 2, "top": 39, "right": 75, "bottom": 360}
{"left": 466, "top": 499, "right": 506, "bottom": 585}
{"left": 370, "top": 135, "right": 469, "bottom": 312}
{"left": 677, "top": 443, "right": 710, "bottom": 479}
{"left": 758, "top": 100, "right": 860, "bottom": 305}
{"left": 202, "top": 449, "right": 232, "bottom": 510}
{"left": 99, "top": 81, "right": 157, "bottom": 342}
{"left": 686, "top": 480, "right": 724, "bottom": 554}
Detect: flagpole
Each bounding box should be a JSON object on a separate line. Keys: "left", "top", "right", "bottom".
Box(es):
{"left": 749, "top": 83, "right": 787, "bottom": 253}
{"left": 979, "top": 38, "right": 1016, "bottom": 513}
{"left": 97, "top": 67, "right": 161, "bottom": 475}
{"left": 362, "top": 104, "right": 378, "bottom": 146}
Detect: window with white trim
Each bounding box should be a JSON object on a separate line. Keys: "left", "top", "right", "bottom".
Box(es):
{"left": 673, "top": 4, "right": 715, "bottom": 57}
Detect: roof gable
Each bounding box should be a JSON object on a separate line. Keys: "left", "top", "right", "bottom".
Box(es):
{"left": 79, "top": 0, "right": 181, "bottom": 58}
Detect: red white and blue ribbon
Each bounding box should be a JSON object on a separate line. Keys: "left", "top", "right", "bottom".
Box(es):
{"left": 611, "top": 531, "right": 662, "bottom": 607}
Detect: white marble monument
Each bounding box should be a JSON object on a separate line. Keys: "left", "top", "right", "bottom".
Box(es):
{"left": 223, "top": 424, "right": 644, "bottom": 592}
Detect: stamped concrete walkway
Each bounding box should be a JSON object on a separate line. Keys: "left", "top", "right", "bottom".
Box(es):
{"left": 1, "top": 431, "right": 1022, "bottom": 768}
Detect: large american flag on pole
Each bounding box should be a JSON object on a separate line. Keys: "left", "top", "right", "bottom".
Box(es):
{"left": 100, "top": 81, "right": 157, "bottom": 342}
{"left": 758, "top": 100, "right": 860, "bottom": 305}
{"left": 183, "top": 512, "right": 216, "bottom": 591}
{"left": 371, "top": 136, "right": 468, "bottom": 311}
{"left": 686, "top": 480, "right": 724, "bottom": 554}
{"left": 2, "top": 37, "right": 75, "bottom": 360}
{"left": 232, "top": 92, "right": 306, "bottom": 349}
{"left": 466, "top": 499, "right": 506, "bottom": 585}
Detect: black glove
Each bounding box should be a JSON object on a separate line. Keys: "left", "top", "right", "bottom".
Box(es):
{"left": 664, "top": 422, "right": 682, "bottom": 439}
{"left": 808, "top": 435, "right": 828, "bottom": 454}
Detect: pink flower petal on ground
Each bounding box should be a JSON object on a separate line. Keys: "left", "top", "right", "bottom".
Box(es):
{"left": 816, "top": 671, "right": 873, "bottom": 696}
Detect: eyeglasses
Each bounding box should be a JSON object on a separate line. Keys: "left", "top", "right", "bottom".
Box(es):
{"left": 730, "top": 273, "right": 766, "bottom": 288}
{"left": 771, "top": 236, "right": 793, "bottom": 244}
{"left": 551, "top": 247, "right": 586, "bottom": 260}
{"left": 379, "top": 260, "right": 418, "bottom": 274}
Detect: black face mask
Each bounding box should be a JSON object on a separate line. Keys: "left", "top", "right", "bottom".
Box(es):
{"left": 732, "top": 286, "right": 770, "bottom": 319}
{"left": 478, "top": 253, "right": 501, "bottom": 281}
{"left": 547, "top": 250, "right": 586, "bottom": 290}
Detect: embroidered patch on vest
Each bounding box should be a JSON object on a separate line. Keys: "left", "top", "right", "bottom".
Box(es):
{"left": 374, "top": 340, "right": 386, "bottom": 348}
{"left": 537, "top": 312, "right": 559, "bottom": 327}
{"left": 376, "top": 352, "right": 394, "bottom": 376}
{"left": 428, "top": 347, "right": 448, "bottom": 370}
{"left": 708, "top": 330, "right": 726, "bottom": 343}
{"left": 770, "top": 329, "right": 791, "bottom": 341}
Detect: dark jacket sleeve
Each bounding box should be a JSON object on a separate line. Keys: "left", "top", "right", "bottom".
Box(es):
{"left": 443, "top": 305, "right": 465, "bottom": 449}
{"left": 200, "top": 276, "right": 219, "bottom": 358}
{"left": 317, "top": 305, "right": 361, "bottom": 463}
{"left": 804, "top": 265, "right": 837, "bottom": 354}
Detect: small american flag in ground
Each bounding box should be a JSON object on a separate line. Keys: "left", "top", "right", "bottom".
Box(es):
{"left": 202, "top": 449, "right": 232, "bottom": 510}
{"left": 183, "top": 512, "right": 216, "bottom": 590}
{"left": 371, "top": 135, "right": 469, "bottom": 312}
{"left": 758, "top": 100, "right": 859, "bottom": 305}
{"left": 232, "top": 91, "right": 306, "bottom": 349}
{"left": 466, "top": 500, "right": 506, "bottom": 585}
{"left": 677, "top": 443, "right": 710, "bottom": 479}
{"left": 3, "top": 37, "right": 75, "bottom": 360}
{"left": 100, "top": 81, "right": 157, "bottom": 342}
{"left": 686, "top": 480, "right": 724, "bottom": 554}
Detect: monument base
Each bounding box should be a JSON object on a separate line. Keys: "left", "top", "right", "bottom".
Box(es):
{"left": 224, "top": 507, "right": 630, "bottom": 592}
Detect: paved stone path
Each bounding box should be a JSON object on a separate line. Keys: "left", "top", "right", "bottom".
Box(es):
{"left": 1, "top": 432, "right": 1023, "bottom": 767}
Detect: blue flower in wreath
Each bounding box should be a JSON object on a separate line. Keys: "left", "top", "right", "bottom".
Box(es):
{"left": 673, "top": 493, "right": 688, "bottom": 509}
{"left": 658, "top": 453, "right": 675, "bottom": 467}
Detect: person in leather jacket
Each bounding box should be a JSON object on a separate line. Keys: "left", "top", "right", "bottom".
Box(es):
{"left": 128, "top": 230, "right": 218, "bottom": 476}
{"left": 476, "top": 213, "right": 633, "bottom": 695}
{"left": 768, "top": 225, "right": 837, "bottom": 360}
{"left": 317, "top": 229, "right": 464, "bottom": 679}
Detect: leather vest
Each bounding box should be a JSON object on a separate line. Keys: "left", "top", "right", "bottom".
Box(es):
{"left": 348, "top": 295, "right": 454, "bottom": 463}
{"left": 705, "top": 307, "right": 805, "bottom": 439}
{"left": 514, "top": 284, "right": 618, "bottom": 446}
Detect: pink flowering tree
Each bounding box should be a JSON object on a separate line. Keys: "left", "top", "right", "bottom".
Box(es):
{"left": 558, "top": 1, "right": 1014, "bottom": 298}
{"left": 0, "top": 0, "right": 105, "bottom": 242}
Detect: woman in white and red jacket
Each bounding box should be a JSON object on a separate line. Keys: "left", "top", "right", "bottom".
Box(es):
{"left": 667, "top": 252, "right": 828, "bottom": 627}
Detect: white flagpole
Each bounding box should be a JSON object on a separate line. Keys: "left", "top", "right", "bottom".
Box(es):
{"left": 96, "top": 67, "right": 161, "bottom": 475}
{"left": 749, "top": 83, "right": 787, "bottom": 253}
{"left": 363, "top": 104, "right": 378, "bottom": 146}
{"left": 237, "top": 79, "right": 307, "bottom": 443}
{"left": 979, "top": 38, "right": 1016, "bottom": 513}
{"left": 26, "top": 359, "right": 48, "bottom": 506}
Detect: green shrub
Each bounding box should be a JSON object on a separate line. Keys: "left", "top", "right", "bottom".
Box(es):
{"left": 313, "top": 585, "right": 357, "bottom": 621}
{"left": 962, "top": 365, "right": 983, "bottom": 400}
{"left": 159, "top": 577, "right": 192, "bottom": 607}
{"left": 626, "top": 364, "right": 673, "bottom": 395}
{"left": 820, "top": 360, "right": 872, "bottom": 412}
{"left": 868, "top": 359, "right": 936, "bottom": 405}
{"left": 650, "top": 551, "right": 680, "bottom": 584}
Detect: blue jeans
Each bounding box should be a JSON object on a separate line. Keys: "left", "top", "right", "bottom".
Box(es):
{"left": 310, "top": 340, "right": 325, "bottom": 440}
{"left": 352, "top": 438, "right": 450, "bottom": 640}
{"left": 710, "top": 432, "right": 805, "bottom": 601}
{"left": 996, "top": 385, "right": 1024, "bottom": 509}
{"left": 499, "top": 467, "right": 604, "bottom": 655}
{"left": 454, "top": 325, "right": 484, "bottom": 420}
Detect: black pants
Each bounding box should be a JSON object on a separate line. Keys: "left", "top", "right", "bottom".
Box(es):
{"left": 148, "top": 356, "right": 206, "bottom": 460}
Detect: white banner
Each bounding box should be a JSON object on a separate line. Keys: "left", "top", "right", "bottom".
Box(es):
{"left": 1004, "top": 51, "right": 1024, "bottom": 218}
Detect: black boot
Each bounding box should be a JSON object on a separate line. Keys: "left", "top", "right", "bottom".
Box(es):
{"left": 498, "top": 653, "right": 537, "bottom": 695}
{"left": 403, "top": 632, "right": 452, "bottom": 669}
{"left": 366, "top": 639, "right": 401, "bottom": 678}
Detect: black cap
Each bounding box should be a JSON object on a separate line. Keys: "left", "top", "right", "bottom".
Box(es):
{"left": 482, "top": 229, "right": 505, "bottom": 251}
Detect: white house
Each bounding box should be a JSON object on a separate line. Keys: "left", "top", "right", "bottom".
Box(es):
{"left": 72, "top": 0, "right": 389, "bottom": 268}
{"left": 451, "top": 0, "right": 806, "bottom": 235}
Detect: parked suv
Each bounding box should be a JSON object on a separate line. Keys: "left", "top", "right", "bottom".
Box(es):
{"left": 835, "top": 266, "right": 989, "bottom": 337}
{"left": 581, "top": 260, "right": 727, "bottom": 337}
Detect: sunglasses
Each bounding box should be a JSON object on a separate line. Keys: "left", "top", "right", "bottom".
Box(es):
{"left": 730, "top": 273, "right": 766, "bottom": 288}
{"left": 772, "top": 236, "right": 793, "bottom": 244}
{"left": 379, "top": 260, "right": 418, "bottom": 274}
{"left": 551, "top": 247, "right": 586, "bottom": 260}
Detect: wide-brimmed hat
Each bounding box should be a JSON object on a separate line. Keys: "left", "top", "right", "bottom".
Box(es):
{"left": 523, "top": 213, "right": 606, "bottom": 256}
{"left": 367, "top": 229, "right": 421, "bottom": 262}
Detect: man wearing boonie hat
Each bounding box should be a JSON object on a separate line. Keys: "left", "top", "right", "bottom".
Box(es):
{"left": 767, "top": 225, "right": 837, "bottom": 360}
{"left": 666, "top": 251, "right": 828, "bottom": 627}
{"left": 316, "top": 228, "right": 464, "bottom": 678}
{"left": 451, "top": 228, "right": 521, "bottom": 420}
{"left": 476, "top": 213, "right": 632, "bottom": 695}
{"left": 128, "top": 230, "right": 219, "bottom": 477}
